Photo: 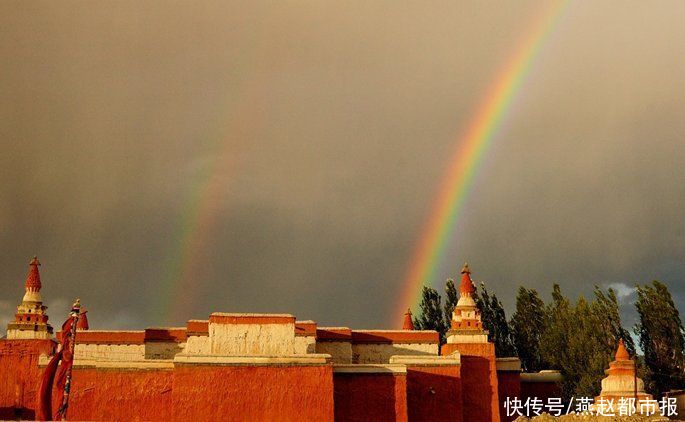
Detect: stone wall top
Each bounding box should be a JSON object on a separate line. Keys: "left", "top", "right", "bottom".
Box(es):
{"left": 389, "top": 354, "right": 461, "bottom": 366}
{"left": 496, "top": 357, "right": 522, "bottom": 372}
{"left": 209, "top": 313, "right": 295, "bottom": 325}
{"left": 520, "top": 370, "right": 563, "bottom": 383}
{"left": 295, "top": 320, "right": 317, "bottom": 337}
{"left": 173, "top": 353, "right": 331, "bottom": 366}
{"left": 317, "top": 327, "right": 352, "bottom": 341}
{"left": 144, "top": 327, "right": 187, "bottom": 343}
{"left": 59, "top": 330, "right": 145, "bottom": 345}
{"left": 38, "top": 355, "right": 174, "bottom": 369}
{"left": 333, "top": 364, "right": 407, "bottom": 374}
{"left": 186, "top": 320, "right": 209, "bottom": 336}
{"left": 351, "top": 330, "right": 439, "bottom": 344}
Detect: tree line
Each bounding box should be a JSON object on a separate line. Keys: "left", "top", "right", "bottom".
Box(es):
{"left": 412, "top": 279, "right": 685, "bottom": 398}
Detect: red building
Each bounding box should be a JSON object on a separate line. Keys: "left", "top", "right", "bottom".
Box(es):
{"left": 0, "top": 258, "right": 555, "bottom": 421}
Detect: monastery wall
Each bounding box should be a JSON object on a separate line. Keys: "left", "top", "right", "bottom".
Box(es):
{"left": 6, "top": 329, "right": 52, "bottom": 340}
{"left": 172, "top": 355, "right": 334, "bottom": 421}
{"left": 144, "top": 328, "right": 187, "bottom": 359}
{"left": 519, "top": 370, "right": 563, "bottom": 405}
{"left": 294, "top": 320, "right": 317, "bottom": 354}
{"left": 61, "top": 330, "right": 146, "bottom": 361}
{"left": 0, "top": 304, "right": 514, "bottom": 422}
{"left": 144, "top": 341, "right": 184, "bottom": 360}
{"left": 1, "top": 258, "right": 528, "bottom": 421}
{"left": 47, "top": 361, "right": 175, "bottom": 422}
{"left": 316, "top": 327, "right": 353, "bottom": 363}
{"left": 496, "top": 357, "right": 522, "bottom": 422}
{"left": 443, "top": 341, "right": 500, "bottom": 422}
{"left": 333, "top": 364, "right": 408, "bottom": 422}
{"left": 0, "top": 323, "right": 518, "bottom": 422}
{"left": 208, "top": 313, "right": 295, "bottom": 355}
{"left": 350, "top": 330, "right": 439, "bottom": 364}
{"left": 391, "top": 355, "right": 463, "bottom": 422}
{"left": 0, "top": 339, "right": 54, "bottom": 421}
{"left": 184, "top": 320, "right": 210, "bottom": 355}
{"left": 0, "top": 317, "right": 515, "bottom": 422}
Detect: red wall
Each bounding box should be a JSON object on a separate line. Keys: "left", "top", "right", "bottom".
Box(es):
{"left": 442, "top": 342, "right": 500, "bottom": 422}
{"left": 520, "top": 380, "right": 562, "bottom": 405}
{"left": 497, "top": 371, "right": 521, "bottom": 422}
{"left": 173, "top": 365, "right": 334, "bottom": 422}
{"left": 406, "top": 365, "right": 462, "bottom": 422}
{"left": 0, "top": 337, "right": 524, "bottom": 421}
{"left": 55, "top": 368, "right": 174, "bottom": 421}
{"left": 0, "top": 339, "right": 54, "bottom": 420}
{"left": 333, "top": 373, "right": 407, "bottom": 422}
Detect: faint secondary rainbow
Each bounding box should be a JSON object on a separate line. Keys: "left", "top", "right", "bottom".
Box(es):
{"left": 159, "top": 92, "right": 261, "bottom": 324}
{"left": 396, "top": 1, "right": 568, "bottom": 322}
{"left": 157, "top": 10, "right": 277, "bottom": 323}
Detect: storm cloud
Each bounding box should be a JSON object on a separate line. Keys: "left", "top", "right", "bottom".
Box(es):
{"left": 1, "top": 1, "right": 684, "bottom": 331}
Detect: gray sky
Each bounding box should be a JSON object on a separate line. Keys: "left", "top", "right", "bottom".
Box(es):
{"left": 1, "top": 1, "right": 684, "bottom": 331}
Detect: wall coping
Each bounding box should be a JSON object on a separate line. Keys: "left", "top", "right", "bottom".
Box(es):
{"left": 57, "top": 330, "right": 146, "bottom": 345}
{"left": 173, "top": 353, "right": 331, "bottom": 366}
{"left": 333, "top": 364, "right": 407, "bottom": 374}
{"left": 295, "top": 321, "right": 317, "bottom": 337}
{"left": 351, "top": 330, "right": 439, "bottom": 344}
{"left": 186, "top": 320, "right": 209, "bottom": 336}
{"left": 317, "top": 327, "right": 352, "bottom": 341}
{"left": 210, "top": 312, "right": 294, "bottom": 317}
{"left": 144, "top": 327, "right": 187, "bottom": 343}
{"left": 38, "top": 355, "right": 174, "bottom": 369}
{"left": 389, "top": 354, "right": 460, "bottom": 366}
{"left": 209, "top": 313, "right": 295, "bottom": 325}
{"left": 496, "top": 357, "right": 522, "bottom": 372}
{"left": 145, "top": 326, "right": 186, "bottom": 330}
{"left": 520, "top": 370, "right": 563, "bottom": 383}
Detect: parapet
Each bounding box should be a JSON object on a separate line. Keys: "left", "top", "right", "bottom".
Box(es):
{"left": 496, "top": 357, "right": 522, "bottom": 372}
{"left": 145, "top": 327, "right": 187, "bottom": 343}
{"left": 520, "top": 370, "right": 563, "bottom": 383}
{"left": 389, "top": 354, "right": 461, "bottom": 366}
{"left": 186, "top": 320, "right": 209, "bottom": 336}
{"left": 49, "top": 314, "right": 443, "bottom": 366}
{"left": 351, "top": 330, "right": 439, "bottom": 364}
{"left": 294, "top": 320, "right": 317, "bottom": 336}
{"left": 208, "top": 313, "right": 296, "bottom": 356}
{"left": 351, "top": 330, "right": 439, "bottom": 344}
{"left": 315, "top": 328, "right": 440, "bottom": 364}
{"left": 58, "top": 330, "right": 146, "bottom": 361}
{"left": 208, "top": 312, "right": 295, "bottom": 325}
{"left": 315, "top": 327, "right": 353, "bottom": 363}
{"left": 317, "top": 327, "right": 352, "bottom": 341}
{"left": 62, "top": 330, "right": 145, "bottom": 345}
{"left": 294, "top": 320, "right": 317, "bottom": 354}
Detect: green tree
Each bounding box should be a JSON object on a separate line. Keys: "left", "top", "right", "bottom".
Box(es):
{"left": 591, "top": 286, "right": 635, "bottom": 356}
{"left": 634, "top": 280, "right": 685, "bottom": 396}
{"left": 511, "top": 286, "right": 547, "bottom": 372}
{"left": 413, "top": 286, "right": 448, "bottom": 343}
{"left": 565, "top": 296, "right": 608, "bottom": 398}
{"left": 444, "top": 278, "right": 458, "bottom": 327}
{"left": 541, "top": 285, "right": 636, "bottom": 399}
{"left": 474, "top": 282, "right": 516, "bottom": 357}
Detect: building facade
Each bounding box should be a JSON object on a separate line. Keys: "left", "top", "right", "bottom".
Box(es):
{"left": 0, "top": 258, "right": 554, "bottom": 421}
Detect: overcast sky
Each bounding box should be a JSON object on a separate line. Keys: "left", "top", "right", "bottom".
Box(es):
{"left": 1, "top": 1, "right": 684, "bottom": 332}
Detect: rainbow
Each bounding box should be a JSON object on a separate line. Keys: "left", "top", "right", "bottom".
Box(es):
{"left": 157, "top": 18, "right": 276, "bottom": 323}
{"left": 159, "top": 96, "right": 257, "bottom": 324}
{"left": 395, "top": 1, "right": 568, "bottom": 322}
